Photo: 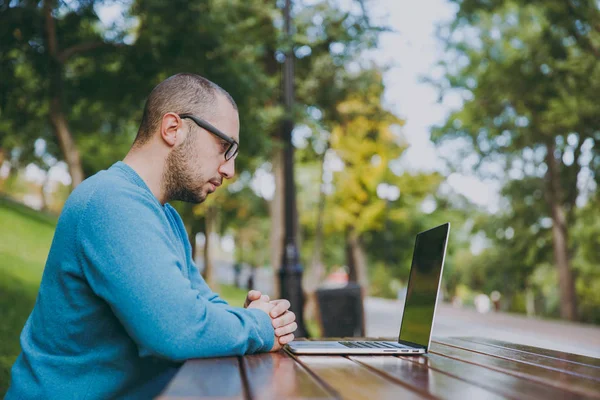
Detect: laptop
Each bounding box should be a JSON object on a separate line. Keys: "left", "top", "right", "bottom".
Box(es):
{"left": 286, "top": 222, "right": 450, "bottom": 355}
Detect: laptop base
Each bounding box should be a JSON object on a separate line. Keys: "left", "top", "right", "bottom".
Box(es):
{"left": 285, "top": 341, "right": 426, "bottom": 355}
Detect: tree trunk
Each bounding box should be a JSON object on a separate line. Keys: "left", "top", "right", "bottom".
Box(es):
{"left": 0, "top": 148, "right": 7, "bottom": 188}
{"left": 44, "top": 0, "right": 85, "bottom": 188}
{"left": 269, "top": 147, "right": 285, "bottom": 298}
{"left": 545, "top": 141, "right": 577, "bottom": 321}
{"left": 346, "top": 229, "right": 369, "bottom": 291}
{"left": 202, "top": 205, "right": 218, "bottom": 290}
{"left": 49, "top": 99, "right": 85, "bottom": 187}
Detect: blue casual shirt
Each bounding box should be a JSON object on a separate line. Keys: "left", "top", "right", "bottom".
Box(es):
{"left": 6, "top": 161, "right": 274, "bottom": 399}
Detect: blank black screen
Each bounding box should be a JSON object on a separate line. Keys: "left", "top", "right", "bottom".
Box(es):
{"left": 398, "top": 223, "right": 449, "bottom": 349}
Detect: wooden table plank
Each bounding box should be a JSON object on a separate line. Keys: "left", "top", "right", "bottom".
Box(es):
{"left": 410, "top": 352, "right": 590, "bottom": 400}
{"left": 297, "top": 355, "right": 426, "bottom": 400}
{"left": 438, "top": 337, "right": 600, "bottom": 381}
{"left": 430, "top": 342, "right": 600, "bottom": 398}
{"left": 458, "top": 337, "right": 600, "bottom": 368}
{"left": 162, "top": 337, "right": 600, "bottom": 399}
{"left": 350, "top": 355, "right": 507, "bottom": 400}
{"left": 158, "top": 357, "right": 245, "bottom": 400}
{"left": 242, "top": 351, "right": 335, "bottom": 400}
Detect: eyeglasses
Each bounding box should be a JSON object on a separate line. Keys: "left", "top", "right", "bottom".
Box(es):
{"left": 179, "top": 113, "right": 239, "bottom": 161}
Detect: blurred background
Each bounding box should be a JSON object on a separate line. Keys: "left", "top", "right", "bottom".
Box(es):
{"left": 1, "top": 0, "right": 599, "bottom": 394}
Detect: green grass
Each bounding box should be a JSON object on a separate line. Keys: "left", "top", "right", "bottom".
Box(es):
{"left": 0, "top": 197, "right": 57, "bottom": 395}
{"left": 218, "top": 283, "right": 249, "bottom": 306}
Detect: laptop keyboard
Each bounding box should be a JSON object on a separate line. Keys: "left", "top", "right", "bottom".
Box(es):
{"left": 339, "top": 341, "right": 409, "bottom": 349}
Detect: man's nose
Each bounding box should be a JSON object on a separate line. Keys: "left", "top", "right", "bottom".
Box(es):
{"left": 218, "top": 158, "right": 235, "bottom": 179}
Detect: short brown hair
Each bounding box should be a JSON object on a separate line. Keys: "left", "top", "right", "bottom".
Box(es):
{"left": 133, "top": 73, "right": 237, "bottom": 147}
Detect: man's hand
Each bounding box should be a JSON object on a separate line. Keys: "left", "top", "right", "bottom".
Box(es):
{"left": 244, "top": 290, "right": 297, "bottom": 351}
{"left": 246, "top": 294, "right": 276, "bottom": 316}
{"left": 244, "top": 290, "right": 268, "bottom": 308}
{"left": 269, "top": 299, "right": 296, "bottom": 349}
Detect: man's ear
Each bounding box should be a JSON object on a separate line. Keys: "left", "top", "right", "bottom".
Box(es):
{"left": 160, "top": 113, "right": 183, "bottom": 147}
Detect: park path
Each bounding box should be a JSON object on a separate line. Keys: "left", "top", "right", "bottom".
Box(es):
{"left": 365, "top": 296, "right": 600, "bottom": 358}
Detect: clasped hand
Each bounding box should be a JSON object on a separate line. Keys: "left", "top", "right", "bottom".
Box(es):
{"left": 244, "top": 290, "right": 297, "bottom": 351}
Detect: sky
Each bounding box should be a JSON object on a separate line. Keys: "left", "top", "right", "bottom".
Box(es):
{"left": 19, "top": 0, "right": 501, "bottom": 212}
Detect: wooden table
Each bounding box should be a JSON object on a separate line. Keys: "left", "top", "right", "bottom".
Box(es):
{"left": 158, "top": 337, "right": 600, "bottom": 399}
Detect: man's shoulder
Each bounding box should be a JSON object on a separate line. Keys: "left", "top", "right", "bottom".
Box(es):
{"left": 163, "top": 203, "right": 187, "bottom": 231}
{"left": 63, "top": 165, "right": 161, "bottom": 222}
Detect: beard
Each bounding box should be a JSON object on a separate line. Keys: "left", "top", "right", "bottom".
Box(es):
{"left": 162, "top": 133, "right": 208, "bottom": 204}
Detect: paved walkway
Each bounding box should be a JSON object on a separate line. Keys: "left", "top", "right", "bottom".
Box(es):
{"left": 365, "top": 296, "right": 600, "bottom": 358}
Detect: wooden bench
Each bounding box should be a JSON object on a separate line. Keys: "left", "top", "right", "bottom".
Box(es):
{"left": 158, "top": 336, "right": 600, "bottom": 399}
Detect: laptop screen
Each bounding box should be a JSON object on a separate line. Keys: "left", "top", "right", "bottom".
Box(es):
{"left": 398, "top": 223, "right": 449, "bottom": 349}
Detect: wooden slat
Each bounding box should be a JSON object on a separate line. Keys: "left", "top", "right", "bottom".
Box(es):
{"left": 242, "top": 351, "right": 335, "bottom": 400}
{"left": 437, "top": 337, "right": 600, "bottom": 381}
{"left": 430, "top": 342, "right": 600, "bottom": 398}
{"left": 161, "top": 338, "right": 600, "bottom": 399}
{"left": 350, "top": 355, "right": 507, "bottom": 400}
{"left": 296, "top": 355, "right": 426, "bottom": 400}
{"left": 409, "top": 352, "right": 589, "bottom": 400}
{"left": 158, "top": 357, "right": 245, "bottom": 400}
{"left": 458, "top": 337, "right": 600, "bottom": 368}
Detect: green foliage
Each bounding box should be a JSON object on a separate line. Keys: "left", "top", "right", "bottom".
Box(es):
{"left": 1, "top": 0, "right": 132, "bottom": 175}
{"left": 325, "top": 72, "right": 405, "bottom": 234}
{"left": 369, "top": 263, "right": 399, "bottom": 299}
{"left": 126, "top": 0, "right": 281, "bottom": 166}
{"left": 432, "top": 0, "right": 599, "bottom": 321}
{"left": 572, "top": 198, "right": 600, "bottom": 324}
{"left": 454, "top": 0, "right": 600, "bottom": 62}
{"left": 433, "top": 0, "right": 599, "bottom": 198}
{"left": 293, "top": 3, "right": 385, "bottom": 124}
{"left": 454, "top": 178, "right": 554, "bottom": 304}
{"left": 322, "top": 74, "right": 443, "bottom": 274}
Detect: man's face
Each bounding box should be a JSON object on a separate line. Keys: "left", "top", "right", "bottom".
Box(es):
{"left": 163, "top": 95, "right": 239, "bottom": 203}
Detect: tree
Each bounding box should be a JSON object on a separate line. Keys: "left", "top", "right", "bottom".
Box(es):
{"left": 1, "top": 0, "right": 129, "bottom": 187}
{"left": 432, "top": 0, "right": 600, "bottom": 320}
{"left": 571, "top": 196, "right": 600, "bottom": 323}
{"left": 1, "top": 0, "right": 283, "bottom": 188}
{"left": 323, "top": 69, "right": 405, "bottom": 289}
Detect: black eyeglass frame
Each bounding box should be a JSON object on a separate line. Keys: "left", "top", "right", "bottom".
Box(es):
{"left": 179, "top": 113, "right": 239, "bottom": 161}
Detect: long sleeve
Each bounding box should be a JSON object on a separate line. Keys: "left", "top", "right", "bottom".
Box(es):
{"left": 187, "top": 260, "right": 232, "bottom": 307}
{"left": 77, "top": 186, "right": 274, "bottom": 362}
{"left": 163, "top": 203, "right": 231, "bottom": 308}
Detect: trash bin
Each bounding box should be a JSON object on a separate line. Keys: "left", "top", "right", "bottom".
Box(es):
{"left": 316, "top": 282, "right": 365, "bottom": 337}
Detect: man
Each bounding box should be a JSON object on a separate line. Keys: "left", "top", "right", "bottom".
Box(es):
{"left": 7, "top": 73, "right": 297, "bottom": 399}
